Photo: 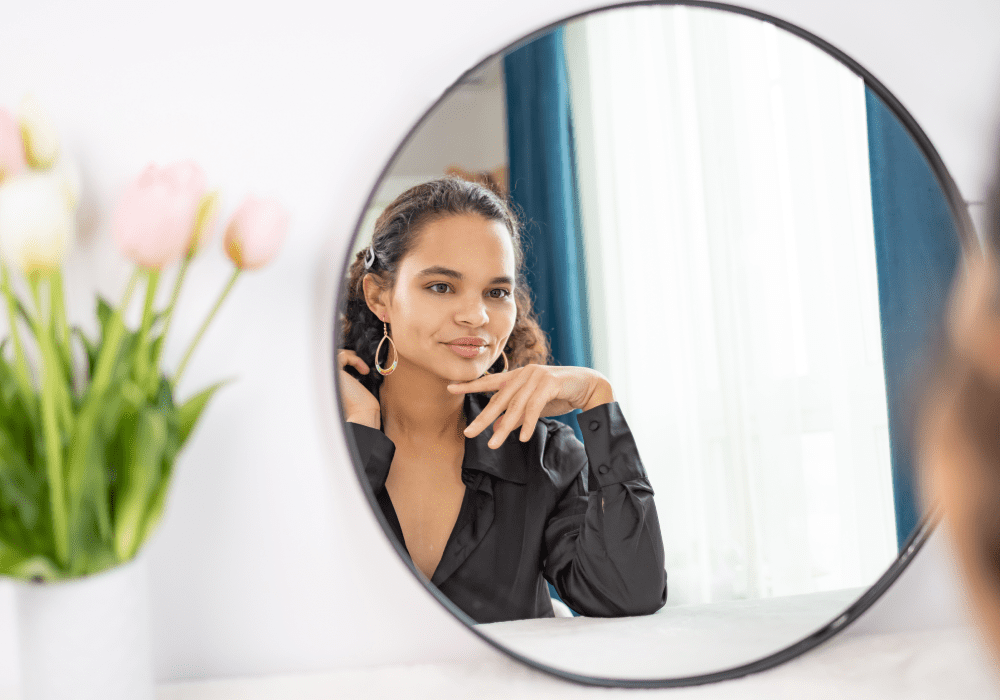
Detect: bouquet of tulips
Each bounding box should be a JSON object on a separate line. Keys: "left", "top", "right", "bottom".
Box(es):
{"left": 0, "top": 98, "right": 289, "bottom": 581}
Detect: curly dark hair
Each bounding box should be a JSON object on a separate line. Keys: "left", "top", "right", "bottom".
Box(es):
{"left": 340, "top": 177, "right": 551, "bottom": 396}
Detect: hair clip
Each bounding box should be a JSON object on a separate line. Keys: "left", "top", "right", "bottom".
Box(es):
{"left": 364, "top": 246, "right": 376, "bottom": 270}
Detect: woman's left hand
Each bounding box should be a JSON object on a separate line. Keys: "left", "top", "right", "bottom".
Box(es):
{"left": 447, "top": 365, "right": 615, "bottom": 449}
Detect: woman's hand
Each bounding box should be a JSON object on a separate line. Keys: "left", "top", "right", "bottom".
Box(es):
{"left": 448, "top": 364, "right": 614, "bottom": 449}
{"left": 338, "top": 349, "right": 381, "bottom": 429}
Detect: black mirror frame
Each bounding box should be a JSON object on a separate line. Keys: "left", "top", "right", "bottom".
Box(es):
{"left": 333, "top": 0, "right": 974, "bottom": 688}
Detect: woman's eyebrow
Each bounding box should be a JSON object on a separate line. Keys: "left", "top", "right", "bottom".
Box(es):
{"left": 417, "top": 265, "right": 462, "bottom": 279}
{"left": 417, "top": 266, "right": 513, "bottom": 285}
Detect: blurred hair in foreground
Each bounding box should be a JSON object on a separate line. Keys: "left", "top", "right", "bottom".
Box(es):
{"left": 918, "top": 144, "right": 1000, "bottom": 663}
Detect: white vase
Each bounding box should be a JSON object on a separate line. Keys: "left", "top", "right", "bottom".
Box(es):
{"left": 14, "top": 555, "right": 155, "bottom": 700}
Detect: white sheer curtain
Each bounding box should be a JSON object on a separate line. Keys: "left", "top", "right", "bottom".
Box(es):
{"left": 564, "top": 6, "right": 897, "bottom": 606}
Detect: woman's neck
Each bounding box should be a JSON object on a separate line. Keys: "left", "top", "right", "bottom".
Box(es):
{"left": 379, "top": 364, "right": 466, "bottom": 443}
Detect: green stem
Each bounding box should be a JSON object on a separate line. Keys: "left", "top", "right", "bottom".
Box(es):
{"left": 151, "top": 257, "right": 191, "bottom": 378}
{"left": 48, "top": 273, "right": 74, "bottom": 405}
{"left": 29, "top": 276, "right": 69, "bottom": 568}
{"left": 43, "top": 278, "right": 74, "bottom": 433}
{"left": 135, "top": 270, "right": 160, "bottom": 390}
{"left": 49, "top": 270, "right": 70, "bottom": 349}
{"left": 173, "top": 268, "right": 240, "bottom": 389}
{"left": 1, "top": 264, "right": 34, "bottom": 396}
{"left": 89, "top": 270, "right": 140, "bottom": 398}
{"left": 27, "top": 278, "right": 72, "bottom": 432}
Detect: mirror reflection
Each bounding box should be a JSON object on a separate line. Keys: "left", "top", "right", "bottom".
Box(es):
{"left": 340, "top": 178, "right": 667, "bottom": 623}
{"left": 338, "top": 3, "right": 960, "bottom": 680}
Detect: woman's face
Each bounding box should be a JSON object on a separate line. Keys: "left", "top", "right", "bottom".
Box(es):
{"left": 373, "top": 213, "right": 518, "bottom": 384}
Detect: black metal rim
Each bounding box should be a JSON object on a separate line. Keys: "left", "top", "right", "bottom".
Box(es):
{"left": 333, "top": 0, "right": 973, "bottom": 688}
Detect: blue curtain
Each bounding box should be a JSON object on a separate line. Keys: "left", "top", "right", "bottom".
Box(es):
{"left": 865, "top": 88, "right": 960, "bottom": 550}
{"left": 503, "top": 27, "right": 592, "bottom": 443}
{"left": 504, "top": 27, "right": 591, "bottom": 616}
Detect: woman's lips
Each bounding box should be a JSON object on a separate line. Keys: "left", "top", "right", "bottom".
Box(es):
{"left": 445, "top": 343, "right": 486, "bottom": 359}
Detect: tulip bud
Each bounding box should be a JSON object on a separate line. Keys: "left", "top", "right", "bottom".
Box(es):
{"left": 112, "top": 160, "right": 207, "bottom": 270}
{"left": 50, "top": 158, "right": 81, "bottom": 210}
{"left": 18, "top": 95, "right": 59, "bottom": 170}
{"left": 223, "top": 196, "right": 289, "bottom": 270}
{"left": 0, "top": 171, "right": 75, "bottom": 275}
{"left": 187, "top": 190, "right": 220, "bottom": 256}
{"left": 0, "top": 108, "right": 26, "bottom": 183}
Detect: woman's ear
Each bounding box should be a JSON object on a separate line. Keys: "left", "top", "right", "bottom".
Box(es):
{"left": 362, "top": 273, "right": 388, "bottom": 322}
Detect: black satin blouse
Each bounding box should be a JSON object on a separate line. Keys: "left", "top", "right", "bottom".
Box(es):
{"left": 346, "top": 392, "right": 667, "bottom": 623}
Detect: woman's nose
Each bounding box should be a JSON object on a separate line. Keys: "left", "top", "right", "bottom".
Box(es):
{"left": 455, "top": 295, "right": 489, "bottom": 326}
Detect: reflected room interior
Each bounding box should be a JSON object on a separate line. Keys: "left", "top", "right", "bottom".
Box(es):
{"left": 340, "top": 3, "right": 962, "bottom": 682}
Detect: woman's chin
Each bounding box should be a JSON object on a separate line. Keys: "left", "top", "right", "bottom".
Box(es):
{"left": 441, "top": 362, "right": 489, "bottom": 384}
{"left": 452, "top": 368, "right": 487, "bottom": 384}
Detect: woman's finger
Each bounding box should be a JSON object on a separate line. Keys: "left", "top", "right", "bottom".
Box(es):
{"left": 338, "top": 350, "right": 370, "bottom": 375}
{"left": 489, "top": 401, "right": 525, "bottom": 449}
{"left": 465, "top": 388, "right": 515, "bottom": 438}
{"left": 519, "top": 388, "right": 554, "bottom": 442}
{"left": 489, "top": 374, "right": 543, "bottom": 448}
{"left": 464, "top": 372, "right": 527, "bottom": 438}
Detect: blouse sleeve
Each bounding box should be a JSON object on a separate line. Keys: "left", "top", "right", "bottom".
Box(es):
{"left": 345, "top": 422, "right": 395, "bottom": 493}
{"left": 542, "top": 401, "right": 667, "bottom": 617}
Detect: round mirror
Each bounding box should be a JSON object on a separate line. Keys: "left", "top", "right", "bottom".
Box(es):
{"left": 334, "top": 1, "right": 971, "bottom": 686}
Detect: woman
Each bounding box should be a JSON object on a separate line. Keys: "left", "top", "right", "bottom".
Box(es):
{"left": 918, "top": 165, "right": 1000, "bottom": 662}
{"left": 338, "top": 178, "right": 667, "bottom": 623}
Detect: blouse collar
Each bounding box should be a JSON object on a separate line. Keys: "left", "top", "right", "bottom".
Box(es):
{"left": 461, "top": 392, "right": 529, "bottom": 485}
{"left": 368, "top": 391, "right": 530, "bottom": 488}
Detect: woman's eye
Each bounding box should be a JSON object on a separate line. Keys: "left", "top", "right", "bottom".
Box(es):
{"left": 489, "top": 288, "right": 512, "bottom": 299}
{"left": 429, "top": 283, "right": 451, "bottom": 293}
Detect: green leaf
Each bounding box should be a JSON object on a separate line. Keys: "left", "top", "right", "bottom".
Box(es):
{"left": 150, "top": 335, "right": 165, "bottom": 366}
{"left": 113, "top": 408, "right": 168, "bottom": 561}
{"left": 13, "top": 296, "right": 33, "bottom": 326}
{"left": 177, "top": 380, "right": 228, "bottom": 447}
{"left": 64, "top": 389, "right": 128, "bottom": 570}
{"left": 135, "top": 378, "right": 181, "bottom": 546}
{"left": 0, "top": 426, "right": 43, "bottom": 532}
{"left": 0, "top": 537, "right": 62, "bottom": 581}
{"left": 72, "top": 326, "right": 98, "bottom": 376}
{"left": 96, "top": 296, "right": 114, "bottom": 333}
{"left": 0, "top": 332, "right": 39, "bottom": 432}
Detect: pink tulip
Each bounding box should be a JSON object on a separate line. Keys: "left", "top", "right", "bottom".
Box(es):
{"left": 0, "top": 108, "right": 26, "bottom": 183}
{"left": 223, "top": 196, "right": 289, "bottom": 270}
{"left": 111, "top": 160, "right": 207, "bottom": 269}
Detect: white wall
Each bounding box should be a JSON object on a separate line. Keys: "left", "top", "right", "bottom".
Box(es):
{"left": 352, "top": 57, "right": 509, "bottom": 264}
{"left": 0, "top": 0, "right": 998, "bottom": 687}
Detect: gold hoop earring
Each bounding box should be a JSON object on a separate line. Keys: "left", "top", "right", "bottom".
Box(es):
{"left": 489, "top": 351, "right": 509, "bottom": 375}
{"left": 375, "top": 321, "right": 397, "bottom": 376}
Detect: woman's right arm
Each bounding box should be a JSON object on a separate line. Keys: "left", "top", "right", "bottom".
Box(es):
{"left": 542, "top": 403, "right": 667, "bottom": 617}
{"left": 338, "top": 350, "right": 393, "bottom": 491}
{"left": 338, "top": 349, "right": 381, "bottom": 429}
